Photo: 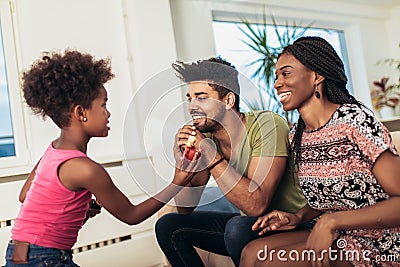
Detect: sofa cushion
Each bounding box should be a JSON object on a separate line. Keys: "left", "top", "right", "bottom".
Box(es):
{"left": 195, "top": 186, "right": 240, "bottom": 213}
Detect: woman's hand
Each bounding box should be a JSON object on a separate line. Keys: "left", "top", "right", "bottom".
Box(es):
{"left": 252, "top": 210, "right": 301, "bottom": 235}
{"left": 305, "top": 213, "right": 337, "bottom": 267}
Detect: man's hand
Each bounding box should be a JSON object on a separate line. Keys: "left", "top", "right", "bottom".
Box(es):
{"left": 174, "top": 125, "right": 220, "bottom": 172}
{"left": 173, "top": 126, "right": 208, "bottom": 186}
{"left": 174, "top": 125, "right": 199, "bottom": 162}
{"left": 176, "top": 125, "right": 201, "bottom": 150}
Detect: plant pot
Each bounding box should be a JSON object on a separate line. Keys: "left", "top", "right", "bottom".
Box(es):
{"left": 379, "top": 106, "right": 395, "bottom": 119}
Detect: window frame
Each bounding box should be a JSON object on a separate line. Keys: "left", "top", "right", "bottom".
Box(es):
{"left": 211, "top": 16, "right": 354, "bottom": 114}
{"left": 0, "top": 0, "right": 29, "bottom": 175}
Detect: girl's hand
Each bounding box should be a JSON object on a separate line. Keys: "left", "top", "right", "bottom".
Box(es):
{"left": 174, "top": 125, "right": 199, "bottom": 162}
{"left": 173, "top": 125, "right": 216, "bottom": 172}
{"left": 84, "top": 199, "right": 102, "bottom": 223}
{"left": 252, "top": 210, "right": 301, "bottom": 235}
{"left": 172, "top": 151, "right": 202, "bottom": 186}
{"left": 173, "top": 128, "right": 205, "bottom": 186}
{"left": 305, "top": 214, "right": 336, "bottom": 267}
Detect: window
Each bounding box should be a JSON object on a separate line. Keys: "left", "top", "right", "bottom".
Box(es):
{"left": 0, "top": 0, "right": 29, "bottom": 173}
{"left": 212, "top": 20, "right": 353, "bottom": 120}
{"left": 0, "top": 24, "right": 15, "bottom": 157}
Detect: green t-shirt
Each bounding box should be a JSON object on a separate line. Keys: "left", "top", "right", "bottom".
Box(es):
{"left": 208, "top": 110, "right": 306, "bottom": 215}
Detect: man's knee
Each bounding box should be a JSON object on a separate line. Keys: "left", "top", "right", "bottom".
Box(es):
{"left": 225, "top": 216, "right": 242, "bottom": 242}
{"left": 225, "top": 216, "right": 257, "bottom": 242}
{"left": 155, "top": 212, "right": 181, "bottom": 238}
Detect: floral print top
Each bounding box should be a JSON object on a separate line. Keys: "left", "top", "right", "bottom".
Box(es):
{"left": 290, "top": 104, "right": 400, "bottom": 267}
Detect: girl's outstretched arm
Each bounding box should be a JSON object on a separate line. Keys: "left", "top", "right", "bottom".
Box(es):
{"left": 61, "top": 155, "right": 198, "bottom": 225}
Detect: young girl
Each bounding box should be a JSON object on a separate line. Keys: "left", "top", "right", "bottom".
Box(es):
{"left": 240, "top": 37, "right": 400, "bottom": 267}
{"left": 5, "top": 50, "right": 198, "bottom": 266}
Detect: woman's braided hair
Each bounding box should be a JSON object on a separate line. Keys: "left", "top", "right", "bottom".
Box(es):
{"left": 280, "top": 36, "right": 365, "bottom": 166}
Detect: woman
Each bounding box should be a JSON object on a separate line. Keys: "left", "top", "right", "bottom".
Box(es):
{"left": 240, "top": 36, "right": 400, "bottom": 267}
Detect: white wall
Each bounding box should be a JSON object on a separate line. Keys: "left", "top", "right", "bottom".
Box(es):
{"left": 386, "top": 5, "right": 400, "bottom": 80}
{"left": 170, "top": 0, "right": 400, "bottom": 108}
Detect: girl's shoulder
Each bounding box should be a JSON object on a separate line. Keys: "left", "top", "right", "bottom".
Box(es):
{"left": 59, "top": 156, "right": 107, "bottom": 191}
{"left": 61, "top": 156, "right": 103, "bottom": 178}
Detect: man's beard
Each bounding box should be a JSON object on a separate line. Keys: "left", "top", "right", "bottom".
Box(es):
{"left": 195, "top": 114, "right": 224, "bottom": 133}
{"left": 195, "top": 118, "right": 217, "bottom": 133}
{"left": 193, "top": 106, "right": 225, "bottom": 133}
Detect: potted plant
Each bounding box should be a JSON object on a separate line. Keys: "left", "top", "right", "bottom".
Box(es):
{"left": 370, "top": 77, "right": 400, "bottom": 118}
{"left": 372, "top": 43, "right": 400, "bottom": 118}
{"left": 237, "top": 13, "right": 313, "bottom": 126}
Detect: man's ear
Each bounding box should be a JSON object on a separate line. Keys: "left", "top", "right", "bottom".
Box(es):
{"left": 73, "top": 105, "right": 87, "bottom": 122}
{"left": 225, "top": 92, "right": 236, "bottom": 109}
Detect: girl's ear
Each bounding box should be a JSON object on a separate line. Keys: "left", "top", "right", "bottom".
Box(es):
{"left": 224, "top": 92, "right": 236, "bottom": 110}
{"left": 73, "top": 105, "right": 87, "bottom": 122}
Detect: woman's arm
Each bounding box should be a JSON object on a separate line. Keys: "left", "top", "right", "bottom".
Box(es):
{"left": 295, "top": 203, "right": 323, "bottom": 224}
{"left": 305, "top": 150, "right": 400, "bottom": 263}
{"left": 317, "top": 150, "right": 400, "bottom": 232}
{"left": 19, "top": 161, "right": 40, "bottom": 203}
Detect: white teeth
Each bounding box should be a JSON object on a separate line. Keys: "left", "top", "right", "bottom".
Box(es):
{"left": 278, "top": 92, "right": 291, "bottom": 100}
{"left": 192, "top": 115, "right": 206, "bottom": 120}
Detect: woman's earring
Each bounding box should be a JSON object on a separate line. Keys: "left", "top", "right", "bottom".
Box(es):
{"left": 83, "top": 117, "right": 87, "bottom": 122}
{"left": 314, "top": 84, "right": 320, "bottom": 99}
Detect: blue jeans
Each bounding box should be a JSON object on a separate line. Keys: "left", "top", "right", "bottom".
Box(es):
{"left": 155, "top": 212, "right": 315, "bottom": 267}
{"left": 5, "top": 241, "right": 79, "bottom": 267}
{"left": 224, "top": 215, "right": 262, "bottom": 266}
{"left": 155, "top": 211, "right": 240, "bottom": 267}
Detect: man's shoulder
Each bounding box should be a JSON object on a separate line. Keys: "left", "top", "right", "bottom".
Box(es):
{"left": 245, "top": 110, "right": 288, "bottom": 127}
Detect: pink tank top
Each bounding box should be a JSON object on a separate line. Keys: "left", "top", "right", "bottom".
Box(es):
{"left": 12, "top": 143, "right": 92, "bottom": 250}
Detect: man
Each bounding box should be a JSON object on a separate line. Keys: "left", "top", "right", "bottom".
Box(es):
{"left": 155, "top": 57, "right": 308, "bottom": 266}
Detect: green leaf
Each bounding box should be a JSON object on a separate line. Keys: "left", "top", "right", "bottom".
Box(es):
{"left": 237, "top": 9, "right": 314, "bottom": 124}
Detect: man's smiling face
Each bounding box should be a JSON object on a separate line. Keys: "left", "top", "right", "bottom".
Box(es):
{"left": 186, "top": 81, "right": 226, "bottom": 133}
